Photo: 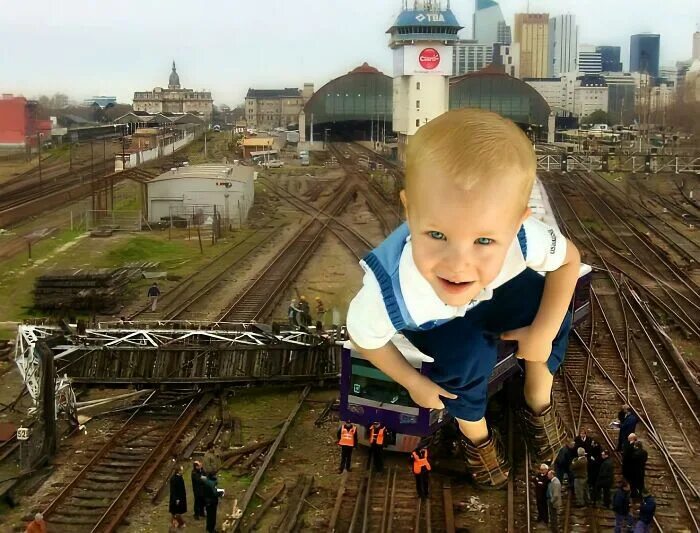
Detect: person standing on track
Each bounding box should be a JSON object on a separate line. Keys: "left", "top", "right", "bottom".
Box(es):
{"left": 191, "top": 460, "right": 206, "bottom": 520}
{"left": 534, "top": 463, "right": 550, "bottom": 524}
{"left": 24, "top": 513, "right": 47, "bottom": 533}
{"left": 168, "top": 465, "right": 187, "bottom": 528}
{"left": 315, "top": 296, "right": 326, "bottom": 326}
{"left": 148, "top": 282, "right": 161, "bottom": 312}
{"left": 570, "top": 447, "right": 589, "bottom": 507}
{"left": 203, "top": 472, "right": 223, "bottom": 533}
{"left": 593, "top": 449, "right": 614, "bottom": 508}
{"left": 629, "top": 440, "right": 648, "bottom": 499}
{"left": 634, "top": 493, "right": 656, "bottom": 533}
{"left": 546, "top": 470, "right": 562, "bottom": 533}
{"left": 617, "top": 404, "right": 639, "bottom": 452}
{"left": 366, "top": 420, "right": 388, "bottom": 473}
{"left": 337, "top": 420, "right": 357, "bottom": 473}
{"left": 411, "top": 446, "right": 431, "bottom": 499}
{"left": 612, "top": 481, "right": 633, "bottom": 533}
{"left": 554, "top": 440, "right": 575, "bottom": 486}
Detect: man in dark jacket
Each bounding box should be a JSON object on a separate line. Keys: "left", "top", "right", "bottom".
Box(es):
{"left": 148, "top": 282, "right": 161, "bottom": 312}
{"left": 203, "top": 473, "right": 223, "bottom": 533}
{"left": 574, "top": 429, "right": 592, "bottom": 456}
{"left": 629, "top": 441, "right": 648, "bottom": 499}
{"left": 191, "top": 461, "right": 206, "bottom": 520}
{"left": 554, "top": 440, "right": 575, "bottom": 485}
{"left": 622, "top": 433, "right": 638, "bottom": 487}
{"left": 617, "top": 405, "right": 639, "bottom": 452}
{"left": 593, "top": 450, "right": 614, "bottom": 508}
{"left": 612, "top": 481, "right": 633, "bottom": 533}
{"left": 587, "top": 439, "right": 603, "bottom": 503}
{"left": 534, "top": 463, "right": 550, "bottom": 523}
{"left": 634, "top": 493, "right": 656, "bottom": 533}
{"left": 169, "top": 465, "right": 187, "bottom": 528}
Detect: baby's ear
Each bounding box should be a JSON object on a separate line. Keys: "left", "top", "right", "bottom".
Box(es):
{"left": 399, "top": 190, "right": 409, "bottom": 219}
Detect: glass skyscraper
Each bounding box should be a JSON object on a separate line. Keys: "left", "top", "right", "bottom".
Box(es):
{"left": 596, "top": 46, "right": 622, "bottom": 72}
{"left": 630, "top": 34, "right": 660, "bottom": 78}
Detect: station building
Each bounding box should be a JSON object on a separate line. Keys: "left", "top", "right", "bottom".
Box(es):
{"left": 146, "top": 164, "right": 254, "bottom": 228}
{"left": 245, "top": 85, "right": 314, "bottom": 130}
{"left": 133, "top": 62, "right": 213, "bottom": 122}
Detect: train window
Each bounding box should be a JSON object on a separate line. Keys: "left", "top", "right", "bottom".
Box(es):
{"left": 350, "top": 359, "right": 417, "bottom": 408}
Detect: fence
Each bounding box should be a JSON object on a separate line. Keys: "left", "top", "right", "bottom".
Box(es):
{"left": 87, "top": 210, "right": 143, "bottom": 232}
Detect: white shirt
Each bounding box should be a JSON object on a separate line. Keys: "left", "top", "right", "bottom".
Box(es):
{"left": 347, "top": 216, "right": 567, "bottom": 350}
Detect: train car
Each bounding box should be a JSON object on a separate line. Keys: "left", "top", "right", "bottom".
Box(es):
{"left": 339, "top": 178, "right": 592, "bottom": 452}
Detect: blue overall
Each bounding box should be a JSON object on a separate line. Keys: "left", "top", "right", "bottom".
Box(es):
{"left": 363, "top": 223, "right": 572, "bottom": 422}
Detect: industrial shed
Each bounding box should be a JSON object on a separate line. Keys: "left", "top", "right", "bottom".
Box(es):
{"left": 146, "top": 164, "right": 255, "bottom": 228}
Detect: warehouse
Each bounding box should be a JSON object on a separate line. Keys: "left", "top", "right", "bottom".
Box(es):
{"left": 146, "top": 164, "right": 255, "bottom": 228}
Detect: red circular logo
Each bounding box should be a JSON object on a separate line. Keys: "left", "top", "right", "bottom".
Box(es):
{"left": 419, "top": 48, "right": 441, "bottom": 70}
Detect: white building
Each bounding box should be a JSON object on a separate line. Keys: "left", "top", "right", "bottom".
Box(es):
{"left": 525, "top": 78, "right": 568, "bottom": 113}
{"left": 693, "top": 32, "right": 700, "bottom": 61}
{"left": 389, "top": 1, "right": 461, "bottom": 162}
{"left": 146, "top": 164, "right": 255, "bottom": 227}
{"left": 494, "top": 42, "right": 521, "bottom": 78}
{"left": 453, "top": 40, "right": 494, "bottom": 75}
{"left": 548, "top": 14, "right": 578, "bottom": 77}
{"left": 574, "top": 76, "right": 608, "bottom": 117}
{"left": 578, "top": 44, "right": 602, "bottom": 75}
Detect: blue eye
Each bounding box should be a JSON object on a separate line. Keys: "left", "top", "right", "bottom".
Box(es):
{"left": 428, "top": 231, "right": 446, "bottom": 241}
{"left": 476, "top": 237, "right": 493, "bottom": 245}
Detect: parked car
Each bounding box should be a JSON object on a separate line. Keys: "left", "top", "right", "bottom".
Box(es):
{"left": 264, "top": 160, "right": 284, "bottom": 168}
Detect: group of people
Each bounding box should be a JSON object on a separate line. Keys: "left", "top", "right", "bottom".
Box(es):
{"left": 337, "top": 420, "right": 432, "bottom": 499}
{"left": 168, "top": 461, "right": 223, "bottom": 533}
{"left": 288, "top": 295, "right": 325, "bottom": 328}
{"left": 544, "top": 420, "right": 654, "bottom": 533}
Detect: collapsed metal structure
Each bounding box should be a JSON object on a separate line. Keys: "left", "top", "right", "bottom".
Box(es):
{"left": 15, "top": 321, "right": 342, "bottom": 404}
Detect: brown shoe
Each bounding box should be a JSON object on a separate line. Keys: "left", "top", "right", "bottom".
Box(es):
{"left": 520, "top": 399, "right": 568, "bottom": 464}
{"left": 458, "top": 430, "right": 510, "bottom": 489}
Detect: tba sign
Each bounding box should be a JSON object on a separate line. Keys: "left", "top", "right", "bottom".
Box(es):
{"left": 419, "top": 48, "right": 441, "bottom": 70}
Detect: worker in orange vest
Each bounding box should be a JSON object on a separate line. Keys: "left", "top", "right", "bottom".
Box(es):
{"left": 366, "top": 421, "right": 388, "bottom": 473}
{"left": 411, "top": 446, "right": 432, "bottom": 499}
{"left": 337, "top": 420, "right": 358, "bottom": 473}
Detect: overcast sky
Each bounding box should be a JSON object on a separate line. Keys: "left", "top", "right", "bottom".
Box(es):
{"left": 1, "top": 0, "right": 697, "bottom": 106}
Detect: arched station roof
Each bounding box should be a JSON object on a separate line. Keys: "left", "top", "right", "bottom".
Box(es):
{"left": 303, "top": 63, "right": 393, "bottom": 124}
{"left": 449, "top": 66, "right": 551, "bottom": 128}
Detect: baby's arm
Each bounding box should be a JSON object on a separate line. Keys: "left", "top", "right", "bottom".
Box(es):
{"left": 502, "top": 236, "right": 581, "bottom": 361}
{"left": 532, "top": 238, "right": 581, "bottom": 340}
{"left": 352, "top": 341, "right": 457, "bottom": 409}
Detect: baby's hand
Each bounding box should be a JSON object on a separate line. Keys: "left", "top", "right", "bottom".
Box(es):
{"left": 407, "top": 374, "right": 457, "bottom": 409}
{"left": 501, "top": 326, "right": 553, "bottom": 363}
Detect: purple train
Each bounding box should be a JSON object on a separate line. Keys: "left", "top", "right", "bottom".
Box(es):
{"left": 339, "top": 264, "right": 592, "bottom": 452}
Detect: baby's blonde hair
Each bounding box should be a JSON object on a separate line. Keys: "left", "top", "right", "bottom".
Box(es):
{"left": 405, "top": 108, "right": 536, "bottom": 207}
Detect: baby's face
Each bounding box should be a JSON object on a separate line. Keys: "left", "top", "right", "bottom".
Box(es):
{"left": 403, "top": 171, "right": 529, "bottom": 307}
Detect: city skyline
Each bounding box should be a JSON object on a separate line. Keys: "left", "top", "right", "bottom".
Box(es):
{"left": 0, "top": 0, "right": 697, "bottom": 106}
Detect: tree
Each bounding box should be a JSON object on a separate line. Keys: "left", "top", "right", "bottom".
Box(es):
{"left": 582, "top": 110, "right": 610, "bottom": 125}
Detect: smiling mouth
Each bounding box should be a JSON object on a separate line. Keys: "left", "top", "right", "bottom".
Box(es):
{"left": 437, "top": 277, "right": 475, "bottom": 294}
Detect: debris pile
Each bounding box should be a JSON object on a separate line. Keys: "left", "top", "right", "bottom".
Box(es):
{"left": 32, "top": 262, "right": 159, "bottom": 313}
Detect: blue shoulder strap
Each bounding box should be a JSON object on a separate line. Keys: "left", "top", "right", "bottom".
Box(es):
{"left": 517, "top": 224, "right": 527, "bottom": 259}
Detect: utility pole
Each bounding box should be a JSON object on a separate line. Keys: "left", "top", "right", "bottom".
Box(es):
{"left": 37, "top": 133, "right": 43, "bottom": 192}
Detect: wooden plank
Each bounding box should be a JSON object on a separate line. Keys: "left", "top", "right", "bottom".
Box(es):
{"left": 280, "top": 475, "right": 313, "bottom": 533}
{"left": 327, "top": 471, "right": 348, "bottom": 533}
{"left": 229, "top": 385, "right": 311, "bottom": 532}
{"left": 442, "top": 481, "right": 455, "bottom": 533}
{"left": 240, "top": 482, "right": 285, "bottom": 533}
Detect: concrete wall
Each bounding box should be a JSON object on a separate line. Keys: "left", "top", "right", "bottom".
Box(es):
{"left": 115, "top": 131, "right": 195, "bottom": 171}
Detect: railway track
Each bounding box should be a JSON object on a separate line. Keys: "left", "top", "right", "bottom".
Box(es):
{"left": 543, "top": 172, "right": 700, "bottom": 531}
{"left": 329, "top": 466, "right": 454, "bottom": 532}
{"left": 42, "top": 390, "right": 205, "bottom": 532}
{"left": 218, "top": 180, "right": 357, "bottom": 322}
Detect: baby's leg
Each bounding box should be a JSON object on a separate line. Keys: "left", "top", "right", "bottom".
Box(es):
{"left": 456, "top": 417, "right": 489, "bottom": 445}
{"left": 523, "top": 360, "right": 554, "bottom": 415}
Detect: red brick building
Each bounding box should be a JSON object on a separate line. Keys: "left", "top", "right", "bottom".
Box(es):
{"left": 0, "top": 95, "right": 52, "bottom": 149}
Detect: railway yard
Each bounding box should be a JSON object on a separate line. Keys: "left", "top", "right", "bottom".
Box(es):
{"left": 0, "top": 135, "right": 699, "bottom": 533}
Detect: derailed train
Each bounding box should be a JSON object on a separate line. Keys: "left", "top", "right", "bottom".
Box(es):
{"left": 339, "top": 179, "right": 592, "bottom": 451}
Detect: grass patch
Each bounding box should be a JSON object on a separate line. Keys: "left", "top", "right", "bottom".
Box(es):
{"left": 102, "top": 236, "right": 195, "bottom": 268}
